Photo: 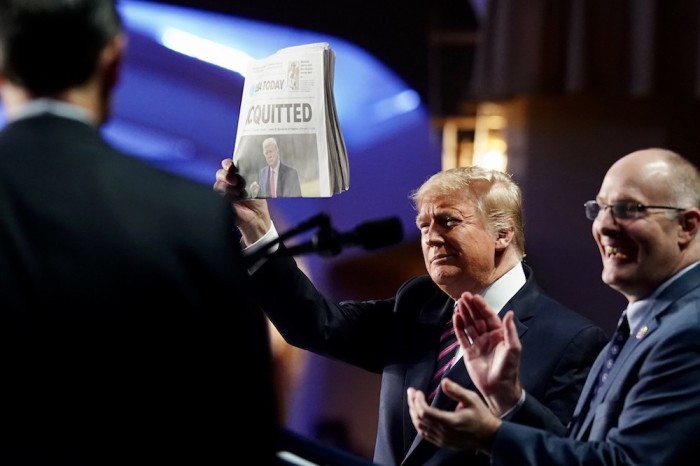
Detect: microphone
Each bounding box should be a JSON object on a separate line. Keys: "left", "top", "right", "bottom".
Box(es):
{"left": 349, "top": 217, "right": 405, "bottom": 250}
{"left": 283, "top": 216, "right": 404, "bottom": 257}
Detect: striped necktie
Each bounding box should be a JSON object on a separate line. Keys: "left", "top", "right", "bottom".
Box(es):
{"left": 427, "top": 317, "right": 459, "bottom": 401}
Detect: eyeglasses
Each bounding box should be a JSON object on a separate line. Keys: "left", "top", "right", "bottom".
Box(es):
{"left": 584, "top": 200, "right": 685, "bottom": 221}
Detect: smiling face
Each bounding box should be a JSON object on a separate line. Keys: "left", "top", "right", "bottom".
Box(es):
{"left": 416, "top": 189, "right": 501, "bottom": 298}
{"left": 592, "top": 150, "right": 695, "bottom": 301}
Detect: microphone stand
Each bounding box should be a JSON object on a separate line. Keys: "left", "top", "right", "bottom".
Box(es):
{"left": 283, "top": 218, "right": 344, "bottom": 258}
{"left": 243, "top": 212, "right": 404, "bottom": 268}
{"left": 243, "top": 212, "right": 335, "bottom": 268}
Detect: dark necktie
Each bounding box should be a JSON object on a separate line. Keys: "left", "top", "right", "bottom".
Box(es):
{"left": 568, "top": 310, "right": 630, "bottom": 435}
{"left": 592, "top": 311, "right": 630, "bottom": 399}
{"left": 427, "top": 318, "right": 459, "bottom": 401}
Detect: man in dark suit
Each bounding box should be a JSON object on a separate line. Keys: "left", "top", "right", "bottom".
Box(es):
{"left": 0, "top": 1, "right": 278, "bottom": 464}
{"left": 408, "top": 148, "right": 700, "bottom": 465}
{"left": 214, "top": 160, "right": 608, "bottom": 465}
{"left": 250, "top": 136, "right": 302, "bottom": 198}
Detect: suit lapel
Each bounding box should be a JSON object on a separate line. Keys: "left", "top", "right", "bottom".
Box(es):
{"left": 402, "top": 298, "right": 453, "bottom": 457}
{"left": 403, "top": 298, "right": 529, "bottom": 462}
{"left": 575, "top": 312, "right": 659, "bottom": 439}
{"left": 574, "top": 264, "right": 700, "bottom": 438}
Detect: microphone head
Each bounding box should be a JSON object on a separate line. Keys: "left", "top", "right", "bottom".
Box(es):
{"left": 353, "top": 217, "right": 404, "bottom": 250}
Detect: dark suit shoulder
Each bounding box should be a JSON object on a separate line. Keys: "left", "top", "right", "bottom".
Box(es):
{"left": 522, "top": 291, "right": 608, "bottom": 349}
{"left": 517, "top": 265, "right": 603, "bottom": 329}
{"left": 532, "top": 291, "right": 600, "bottom": 327}
{"left": 396, "top": 275, "right": 445, "bottom": 308}
{"left": 280, "top": 161, "right": 298, "bottom": 173}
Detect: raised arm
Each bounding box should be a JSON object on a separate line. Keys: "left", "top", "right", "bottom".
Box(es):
{"left": 213, "top": 158, "right": 270, "bottom": 246}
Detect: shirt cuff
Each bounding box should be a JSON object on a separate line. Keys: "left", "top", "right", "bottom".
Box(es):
{"left": 499, "top": 389, "right": 526, "bottom": 420}
{"left": 242, "top": 222, "right": 279, "bottom": 274}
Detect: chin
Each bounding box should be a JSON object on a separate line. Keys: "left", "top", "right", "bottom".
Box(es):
{"left": 602, "top": 268, "right": 634, "bottom": 291}
{"left": 430, "top": 267, "right": 458, "bottom": 284}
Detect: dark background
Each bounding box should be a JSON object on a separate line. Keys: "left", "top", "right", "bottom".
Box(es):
{"left": 149, "top": 0, "right": 481, "bottom": 111}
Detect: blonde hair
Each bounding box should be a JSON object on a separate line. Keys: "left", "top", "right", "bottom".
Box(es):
{"left": 409, "top": 166, "right": 525, "bottom": 258}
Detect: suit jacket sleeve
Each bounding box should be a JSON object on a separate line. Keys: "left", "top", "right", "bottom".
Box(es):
{"left": 490, "top": 310, "right": 700, "bottom": 466}
{"left": 510, "top": 393, "right": 567, "bottom": 436}
{"left": 249, "top": 251, "right": 396, "bottom": 372}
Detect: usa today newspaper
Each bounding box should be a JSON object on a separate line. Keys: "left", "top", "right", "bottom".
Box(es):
{"left": 232, "top": 42, "right": 349, "bottom": 198}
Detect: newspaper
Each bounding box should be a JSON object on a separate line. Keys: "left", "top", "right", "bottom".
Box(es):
{"left": 231, "top": 42, "right": 349, "bottom": 198}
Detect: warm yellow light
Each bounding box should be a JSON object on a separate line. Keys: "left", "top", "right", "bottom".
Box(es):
{"left": 473, "top": 149, "right": 508, "bottom": 171}
{"left": 473, "top": 102, "right": 508, "bottom": 172}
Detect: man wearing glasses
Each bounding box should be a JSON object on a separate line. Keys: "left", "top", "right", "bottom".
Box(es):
{"left": 584, "top": 200, "right": 686, "bottom": 222}
{"left": 407, "top": 147, "right": 700, "bottom": 465}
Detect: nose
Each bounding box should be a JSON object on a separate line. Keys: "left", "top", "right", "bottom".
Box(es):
{"left": 594, "top": 205, "right": 621, "bottom": 238}
{"left": 596, "top": 204, "right": 619, "bottom": 224}
{"left": 424, "top": 225, "right": 444, "bottom": 246}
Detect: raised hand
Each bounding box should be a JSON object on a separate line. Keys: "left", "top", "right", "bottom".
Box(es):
{"left": 213, "top": 158, "right": 271, "bottom": 245}
{"left": 454, "top": 292, "right": 523, "bottom": 417}
{"left": 213, "top": 158, "right": 248, "bottom": 202}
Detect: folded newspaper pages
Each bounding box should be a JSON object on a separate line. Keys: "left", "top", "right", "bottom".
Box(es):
{"left": 231, "top": 42, "right": 350, "bottom": 198}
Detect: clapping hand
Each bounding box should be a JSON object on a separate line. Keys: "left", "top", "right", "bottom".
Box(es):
{"left": 407, "top": 378, "right": 500, "bottom": 451}
{"left": 454, "top": 292, "right": 523, "bottom": 417}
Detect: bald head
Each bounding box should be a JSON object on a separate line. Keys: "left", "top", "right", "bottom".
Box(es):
{"left": 593, "top": 148, "right": 700, "bottom": 301}
{"left": 604, "top": 148, "right": 700, "bottom": 210}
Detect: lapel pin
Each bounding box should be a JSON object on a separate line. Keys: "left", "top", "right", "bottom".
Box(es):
{"left": 636, "top": 325, "right": 649, "bottom": 340}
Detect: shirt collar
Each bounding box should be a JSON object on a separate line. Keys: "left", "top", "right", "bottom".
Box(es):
{"left": 453, "top": 262, "right": 526, "bottom": 362}
{"left": 479, "top": 262, "right": 527, "bottom": 315}
{"left": 626, "top": 260, "right": 700, "bottom": 333}
{"left": 9, "top": 98, "right": 95, "bottom": 126}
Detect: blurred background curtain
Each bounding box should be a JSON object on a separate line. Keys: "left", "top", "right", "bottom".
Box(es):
{"left": 471, "top": 0, "right": 700, "bottom": 99}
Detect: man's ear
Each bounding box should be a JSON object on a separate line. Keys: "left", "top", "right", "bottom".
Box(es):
{"left": 0, "top": 69, "right": 7, "bottom": 93}
{"left": 101, "top": 33, "right": 126, "bottom": 91}
{"left": 495, "top": 226, "right": 514, "bottom": 252}
{"left": 678, "top": 208, "right": 700, "bottom": 246}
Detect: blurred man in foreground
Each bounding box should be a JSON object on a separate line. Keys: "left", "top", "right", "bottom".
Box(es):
{"left": 0, "top": 1, "right": 277, "bottom": 464}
